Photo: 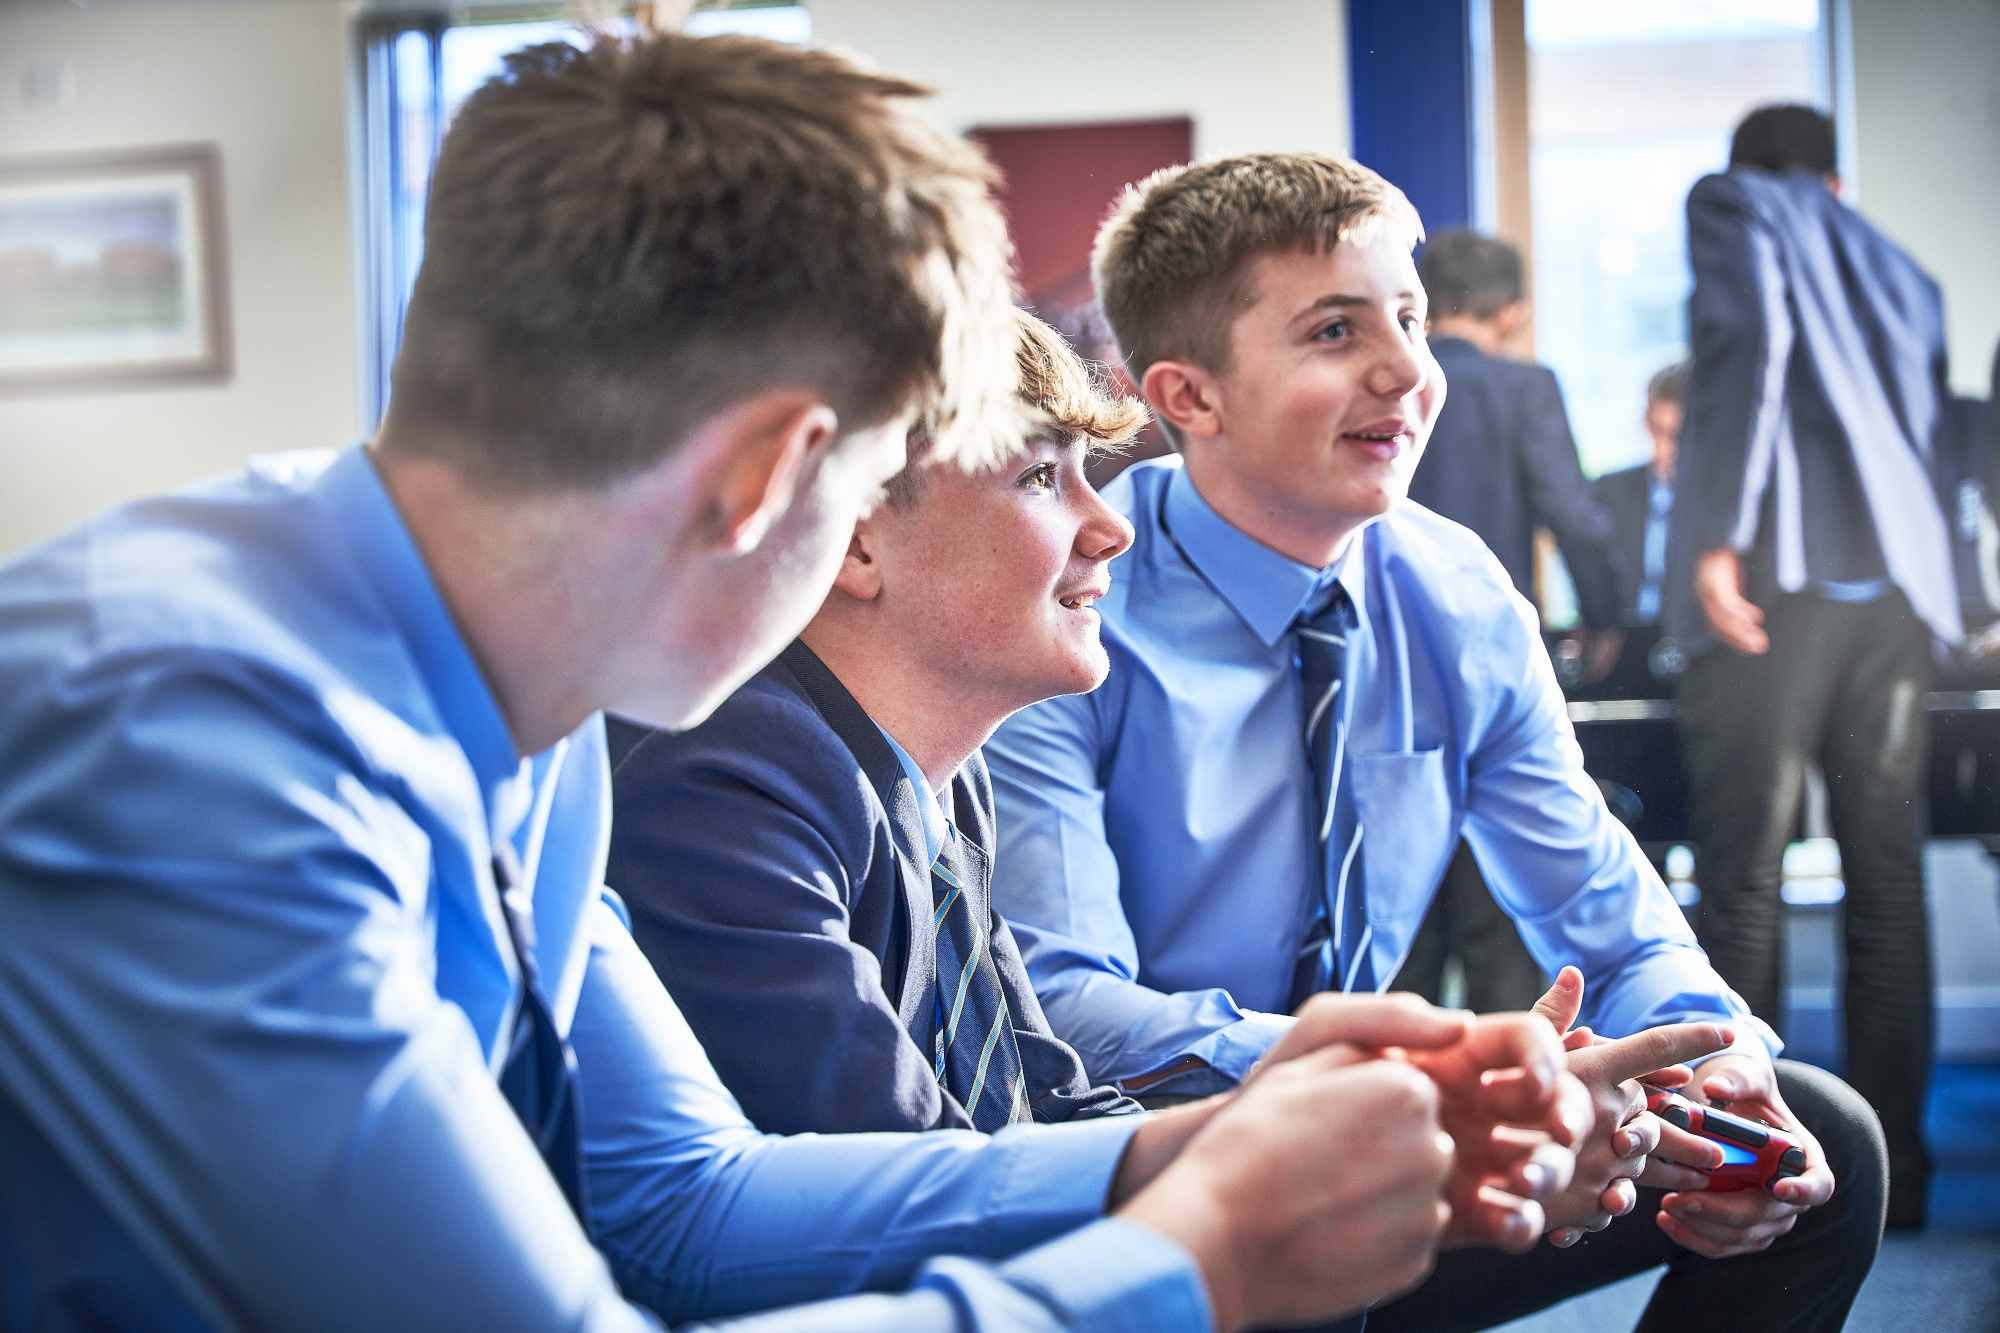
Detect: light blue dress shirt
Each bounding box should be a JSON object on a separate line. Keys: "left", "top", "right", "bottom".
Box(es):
{"left": 986, "top": 459, "right": 1776, "bottom": 1097}
{"left": 0, "top": 446, "right": 1209, "bottom": 1333}
{"left": 882, "top": 726, "right": 951, "bottom": 866}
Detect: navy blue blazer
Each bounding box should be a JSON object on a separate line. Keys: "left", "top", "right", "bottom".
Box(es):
{"left": 606, "top": 642, "right": 1134, "bottom": 1135}
{"left": 1667, "top": 167, "right": 1959, "bottom": 654}
{"left": 1595, "top": 463, "right": 1658, "bottom": 624}
{"left": 1408, "top": 337, "right": 1623, "bottom": 628}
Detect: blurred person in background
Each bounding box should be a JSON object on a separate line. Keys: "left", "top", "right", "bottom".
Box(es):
{"left": 1400, "top": 230, "right": 1626, "bottom": 1016}
{"left": 1667, "top": 102, "right": 1959, "bottom": 1229}
{"left": 1597, "top": 361, "right": 1688, "bottom": 627}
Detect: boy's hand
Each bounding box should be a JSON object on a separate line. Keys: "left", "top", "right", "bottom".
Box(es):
{"left": 1406, "top": 1011, "right": 1589, "bottom": 1252}
{"left": 1529, "top": 968, "right": 1733, "bottom": 1246}
{"left": 1117, "top": 1048, "right": 1453, "bottom": 1332}
{"left": 1269, "top": 993, "right": 1588, "bottom": 1253}
{"left": 1653, "top": 1054, "right": 1835, "bottom": 1258}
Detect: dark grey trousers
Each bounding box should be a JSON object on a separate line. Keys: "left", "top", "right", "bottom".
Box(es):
{"left": 1675, "top": 590, "right": 1934, "bottom": 1220}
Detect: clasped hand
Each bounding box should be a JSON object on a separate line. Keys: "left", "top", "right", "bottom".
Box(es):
{"left": 1259, "top": 992, "right": 1593, "bottom": 1252}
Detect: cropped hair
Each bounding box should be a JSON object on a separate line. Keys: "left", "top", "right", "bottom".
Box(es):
{"left": 1647, "top": 360, "right": 1691, "bottom": 410}
{"left": 883, "top": 309, "right": 1148, "bottom": 509}
{"left": 1730, "top": 104, "right": 1837, "bottom": 176}
{"left": 1420, "top": 231, "right": 1524, "bottom": 319}
{"left": 381, "top": 33, "right": 1021, "bottom": 489}
{"left": 1092, "top": 153, "right": 1423, "bottom": 390}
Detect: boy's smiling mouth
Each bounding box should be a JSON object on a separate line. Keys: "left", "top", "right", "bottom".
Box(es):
{"left": 1341, "top": 417, "right": 1417, "bottom": 461}
{"left": 1057, "top": 581, "right": 1109, "bottom": 613}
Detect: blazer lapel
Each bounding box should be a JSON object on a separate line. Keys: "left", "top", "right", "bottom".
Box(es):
{"left": 775, "top": 641, "right": 938, "bottom": 1039}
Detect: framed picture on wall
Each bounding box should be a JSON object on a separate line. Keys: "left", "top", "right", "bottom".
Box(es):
{"left": 0, "top": 143, "right": 232, "bottom": 393}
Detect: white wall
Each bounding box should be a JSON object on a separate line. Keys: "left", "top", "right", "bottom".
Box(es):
{"left": 1849, "top": 0, "right": 2000, "bottom": 395}
{"left": 812, "top": 0, "right": 1351, "bottom": 161}
{"left": 0, "top": 0, "right": 360, "bottom": 559}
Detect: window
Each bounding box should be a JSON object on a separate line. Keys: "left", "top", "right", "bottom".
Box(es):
{"left": 356, "top": 5, "right": 811, "bottom": 427}
{"left": 1525, "top": 0, "right": 1830, "bottom": 479}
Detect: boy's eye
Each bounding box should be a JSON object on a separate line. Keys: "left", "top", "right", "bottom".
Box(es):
{"left": 1022, "top": 463, "right": 1058, "bottom": 490}
{"left": 1400, "top": 313, "right": 1422, "bottom": 334}
{"left": 1314, "top": 319, "right": 1350, "bottom": 341}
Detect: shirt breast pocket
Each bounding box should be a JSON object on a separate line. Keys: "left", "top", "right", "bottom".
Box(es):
{"left": 1350, "top": 749, "right": 1458, "bottom": 934}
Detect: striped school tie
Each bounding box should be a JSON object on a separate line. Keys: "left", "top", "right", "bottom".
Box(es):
{"left": 929, "top": 831, "right": 1030, "bottom": 1132}
{"left": 493, "top": 845, "right": 591, "bottom": 1229}
{"left": 1288, "top": 584, "right": 1374, "bottom": 1011}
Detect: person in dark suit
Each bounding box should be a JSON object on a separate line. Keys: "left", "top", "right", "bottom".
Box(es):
{"left": 1409, "top": 231, "right": 1625, "bottom": 669}
{"left": 1596, "top": 362, "right": 1688, "bottom": 626}
{"left": 1667, "top": 104, "right": 1961, "bottom": 1227}
{"left": 1399, "top": 232, "right": 1626, "bottom": 1016}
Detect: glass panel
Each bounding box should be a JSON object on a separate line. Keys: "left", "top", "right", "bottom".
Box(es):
{"left": 1526, "top": 0, "right": 1822, "bottom": 478}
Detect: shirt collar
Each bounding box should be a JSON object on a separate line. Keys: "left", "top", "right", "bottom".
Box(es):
{"left": 877, "top": 723, "right": 950, "bottom": 867}
{"left": 313, "top": 445, "right": 530, "bottom": 830}
{"left": 1163, "top": 463, "right": 1367, "bottom": 647}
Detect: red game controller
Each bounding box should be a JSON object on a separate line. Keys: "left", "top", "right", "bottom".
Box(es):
{"left": 1642, "top": 1084, "right": 1809, "bottom": 1193}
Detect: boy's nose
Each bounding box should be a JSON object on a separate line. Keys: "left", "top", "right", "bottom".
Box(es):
{"left": 1076, "top": 491, "right": 1136, "bottom": 560}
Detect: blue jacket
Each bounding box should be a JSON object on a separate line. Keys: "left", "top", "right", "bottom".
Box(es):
{"left": 608, "top": 642, "right": 1133, "bottom": 1135}
{"left": 1407, "top": 336, "right": 1623, "bottom": 629}
{"left": 1668, "top": 167, "right": 1959, "bottom": 653}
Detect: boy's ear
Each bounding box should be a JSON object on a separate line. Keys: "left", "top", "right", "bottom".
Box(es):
{"left": 829, "top": 523, "right": 885, "bottom": 602}
{"left": 1142, "top": 359, "right": 1226, "bottom": 442}
{"left": 702, "top": 392, "right": 841, "bottom": 555}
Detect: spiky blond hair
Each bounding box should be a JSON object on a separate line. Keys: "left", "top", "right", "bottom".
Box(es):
{"left": 885, "top": 308, "right": 1148, "bottom": 507}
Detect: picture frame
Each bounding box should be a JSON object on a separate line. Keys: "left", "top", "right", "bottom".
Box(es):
{"left": 0, "top": 143, "right": 232, "bottom": 393}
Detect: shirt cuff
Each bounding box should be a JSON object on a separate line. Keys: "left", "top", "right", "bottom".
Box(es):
{"left": 951, "top": 1217, "right": 1212, "bottom": 1333}
{"left": 1691, "top": 1014, "right": 1783, "bottom": 1068}
{"left": 1179, "top": 1012, "right": 1295, "bottom": 1085}
{"left": 981, "top": 1114, "right": 1148, "bottom": 1242}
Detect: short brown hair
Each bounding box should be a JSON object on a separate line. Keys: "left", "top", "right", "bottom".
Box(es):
{"left": 1092, "top": 153, "right": 1423, "bottom": 389}
{"left": 382, "top": 33, "right": 1020, "bottom": 489}
{"left": 1647, "top": 360, "right": 1690, "bottom": 409}
{"left": 884, "top": 308, "right": 1148, "bottom": 508}
{"left": 1420, "top": 231, "right": 1523, "bottom": 319}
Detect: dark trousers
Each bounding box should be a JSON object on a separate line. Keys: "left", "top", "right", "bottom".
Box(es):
{"left": 1392, "top": 842, "right": 1548, "bottom": 1014}
{"left": 1676, "top": 591, "right": 1934, "bottom": 1220}
{"left": 1360, "top": 1061, "right": 1887, "bottom": 1333}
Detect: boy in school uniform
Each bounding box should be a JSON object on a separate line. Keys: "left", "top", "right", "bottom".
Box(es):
{"left": 985, "top": 152, "right": 1888, "bottom": 1331}
{"left": 606, "top": 312, "right": 1582, "bottom": 1235}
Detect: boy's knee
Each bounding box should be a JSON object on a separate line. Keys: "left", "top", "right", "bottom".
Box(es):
{"left": 1775, "top": 1059, "right": 1888, "bottom": 1250}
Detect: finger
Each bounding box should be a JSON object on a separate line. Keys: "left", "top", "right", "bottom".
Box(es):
{"left": 1656, "top": 1209, "right": 1771, "bottom": 1260}
{"left": 1636, "top": 1156, "right": 1714, "bottom": 1191}
{"left": 1530, "top": 966, "right": 1585, "bottom": 1036}
{"left": 1644, "top": 1061, "right": 1694, "bottom": 1089}
{"left": 1772, "top": 1161, "right": 1835, "bottom": 1209}
{"left": 1455, "top": 1185, "right": 1545, "bottom": 1254}
{"left": 1598, "top": 1177, "right": 1638, "bottom": 1219}
{"left": 1654, "top": 1121, "right": 1726, "bottom": 1171}
{"left": 1473, "top": 1066, "right": 1585, "bottom": 1144}
{"left": 1278, "top": 992, "right": 1473, "bottom": 1061}
{"left": 1561, "top": 1026, "right": 1596, "bottom": 1052}
{"left": 1660, "top": 1193, "right": 1799, "bottom": 1248}
{"left": 1457, "top": 1013, "right": 1565, "bottom": 1092}
{"left": 1550, "top": 1225, "right": 1583, "bottom": 1248}
{"left": 1572, "top": 1023, "right": 1734, "bottom": 1088}
{"left": 1612, "top": 1111, "right": 1662, "bottom": 1160}
{"left": 1491, "top": 1135, "right": 1574, "bottom": 1201}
